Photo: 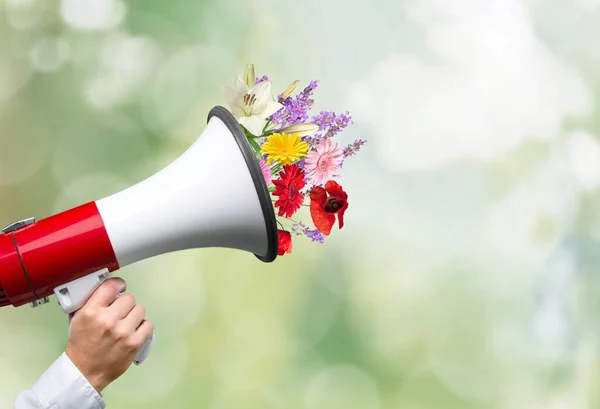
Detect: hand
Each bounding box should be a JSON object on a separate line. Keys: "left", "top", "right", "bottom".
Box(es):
{"left": 65, "top": 277, "right": 154, "bottom": 393}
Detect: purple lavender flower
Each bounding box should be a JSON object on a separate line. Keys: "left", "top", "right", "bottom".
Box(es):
{"left": 270, "top": 80, "right": 319, "bottom": 129}
{"left": 339, "top": 138, "right": 367, "bottom": 169}
{"left": 302, "top": 135, "right": 320, "bottom": 147}
{"left": 291, "top": 221, "right": 307, "bottom": 236}
{"left": 343, "top": 138, "right": 367, "bottom": 158}
{"left": 291, "top": 221, "right": 326, "bottom": 244}
{"left": 310, "top": 111, "right": 353, "bottom": 141}
{"left": 255, "top": 75, "right": 269, "bottom": 84}
{"left": 305, "top": 228, "right": 325, "bottom": 243}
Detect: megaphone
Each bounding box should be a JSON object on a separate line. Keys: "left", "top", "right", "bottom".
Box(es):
{"left": 0, "top": 106, "right": 278, "bottom": 364}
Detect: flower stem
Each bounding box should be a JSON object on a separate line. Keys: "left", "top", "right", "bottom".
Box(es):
{"left": 262, "top": 120, "right": 272, "bottom": 134}
{"left": 271, "top": 164, "right": 283, "bottom": 174}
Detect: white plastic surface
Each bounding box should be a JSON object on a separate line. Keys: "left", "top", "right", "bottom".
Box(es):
{"left": 95, "top": 114, "right": 269, "bottom": 267}
{"left": 54, "top": 269, "right": 155, "bottom": 365}
{"left": 54, "top": 269, "right": 110, "bottom": 314}
{"left": 134, "top": 332, "right": 155, "bottom": 365}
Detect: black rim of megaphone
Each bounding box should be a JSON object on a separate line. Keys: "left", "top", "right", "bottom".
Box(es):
{"left": 207, "top": 106, "right": 278, "bottom": 263}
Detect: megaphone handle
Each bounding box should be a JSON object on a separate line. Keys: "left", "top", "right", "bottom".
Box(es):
{"left": 53, "top": 269, "right": 155, "bottom": 365}
{"left": 133, "top": 331, "right": 155, "bottom": 365}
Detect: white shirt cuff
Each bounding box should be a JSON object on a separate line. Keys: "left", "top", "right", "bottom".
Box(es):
{"left": 14, "top": 352, "right": 105, "bottom": 409}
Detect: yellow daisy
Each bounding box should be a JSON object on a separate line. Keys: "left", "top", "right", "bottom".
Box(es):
{"left": 260, "top": 132, "right": 309, "bottom": 165}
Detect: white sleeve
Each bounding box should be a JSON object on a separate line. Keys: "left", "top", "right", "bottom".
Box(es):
{"left": 14, "top": 352, "right": 106, "bottom": 409}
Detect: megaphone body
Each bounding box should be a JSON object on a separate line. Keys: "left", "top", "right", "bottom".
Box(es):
{"left": 0, "top": 106, "right": 278, "bottom": 364}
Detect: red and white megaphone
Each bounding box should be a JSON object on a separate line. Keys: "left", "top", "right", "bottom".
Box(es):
{"left": 0, "top": 106, "right": 278, "bottom": 364}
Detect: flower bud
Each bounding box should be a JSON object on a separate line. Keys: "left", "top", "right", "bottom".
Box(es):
{"left": 244, "top": 64, "right": 256, "bottom": 87}
{"left": 281, "top": 80, "right": 299, "bottom": 99}
{"left": 280, "top": 122, "right": 319, "bottom": 137}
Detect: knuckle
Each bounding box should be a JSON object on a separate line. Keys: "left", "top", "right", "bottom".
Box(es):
{"left": 113, "top": 327, "right": 129, "bottom": 341}
{"left": 98, "top": 315, "right": 115, "bottom": 331}
{"left": 125, "top": 337, "right": 141, "bottom": 350}
{"left": 121, "top": 293, "right": 135, "bottom": 305}
{"left": 80, "top": 307, "right": 97, "bottom": 320}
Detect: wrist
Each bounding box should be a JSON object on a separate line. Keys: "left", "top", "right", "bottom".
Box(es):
{"left": 65, "top": 346, "right": 109, "bottom": 393}
{"left": 85, "top": 372, "right": 109, "bottom": 394}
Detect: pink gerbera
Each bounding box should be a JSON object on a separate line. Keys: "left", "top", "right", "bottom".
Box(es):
{"left": 259, "top": 159, "right": 272, "bottom": 185}
{"left": 304, "top": 139, "right": 344, "bottom": 185}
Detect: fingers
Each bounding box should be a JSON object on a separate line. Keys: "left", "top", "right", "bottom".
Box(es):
{"left": 108, "top": 294, "right": 136, "bottom": 320}
{"left": 114, "top": 306, "right": 152, "bottom": 350}
{"left": 130, "top": 320, "right": 154, "bottom": 349}
{"left": 88, "top": 278, "right": 126, "bottom": 308}
{"left": 120, "top": 304, "right": 146, "bottom": 332}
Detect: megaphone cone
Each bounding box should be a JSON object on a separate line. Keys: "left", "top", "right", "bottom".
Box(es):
{"left": 96, "top": 106, "right": 278, "bottom": 268}
{"left": 0, "top": 106, "right": 278, "bottom": 364}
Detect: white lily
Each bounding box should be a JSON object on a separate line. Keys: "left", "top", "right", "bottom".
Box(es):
{"left": 279, "top": 122, "right": 319, "bottom": 137}
{"left": 223, "top": 75, "right": 283, "bottom": 136}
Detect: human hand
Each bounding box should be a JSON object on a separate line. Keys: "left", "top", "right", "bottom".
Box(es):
{"left": 65, "top": 277, "right": 154, "bottom": 393}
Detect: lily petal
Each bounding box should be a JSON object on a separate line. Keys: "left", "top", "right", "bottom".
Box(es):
{"left": 248, "top": 80, "right": 272, "bottom": 113}
{"left": 238, "top": 115, "right": 266, "bottom": 136}
{"left": 224, "top": 88, "right": 246, "bottom": 117}
{"left": 223, "top": 85, "right": 246, "bottom": 116}
{"left": 234, "top": 75, "right": 249, "bottom": 94}
{"left": 261, "top": 100, "right": 284, "bottom": 119}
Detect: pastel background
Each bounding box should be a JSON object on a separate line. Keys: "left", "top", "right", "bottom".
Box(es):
{"left": 1, "top": 0, "right": 600, "bottom": 408}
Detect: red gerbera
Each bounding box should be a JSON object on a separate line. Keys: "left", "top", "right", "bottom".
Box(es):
{"left": 277, "top": 229, "right": 292, "bottom": 256}
{"left": 273, "top": 164, "right": 306, "bottom": 218}
{"left": 309, "top": 180, "right": 349, "bottom": 235}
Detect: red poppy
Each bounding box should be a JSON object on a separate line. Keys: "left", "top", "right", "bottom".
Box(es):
{"left": 273, "top": 164, "right": 306, "bottom": 218}
{"left": 309, "top": 180, "right": 349, "bottom": 235}
{"left": 277, "top": 229, "right": 292, "bottom": 256}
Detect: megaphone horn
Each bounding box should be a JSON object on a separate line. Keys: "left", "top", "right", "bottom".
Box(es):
{"left": 0, "top": 106, "right": 278, "bottom": 364}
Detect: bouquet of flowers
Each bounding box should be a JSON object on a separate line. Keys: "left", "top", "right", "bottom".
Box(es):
{"left": 222, "top": 64, "right": 367, "bottom": 256}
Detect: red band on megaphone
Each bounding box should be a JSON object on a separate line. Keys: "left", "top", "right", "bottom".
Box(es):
{"left": 0, "top": 201, "right": 119, "bottom": 307}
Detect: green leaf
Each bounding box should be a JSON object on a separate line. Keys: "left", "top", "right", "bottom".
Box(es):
{"left": 262, "top": 119, "right": 273, "bottom": 134}
{"left": 247, "top": 136, "right": 262, "bottom": 156}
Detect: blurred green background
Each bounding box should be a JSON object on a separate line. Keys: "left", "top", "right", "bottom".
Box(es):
{"left": 3, "top": 0, "right": 600, "bottom": 408}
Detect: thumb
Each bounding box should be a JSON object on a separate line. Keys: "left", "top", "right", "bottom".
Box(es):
{"left": 67, "top": 312, "right": 75, "bottom": 339}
